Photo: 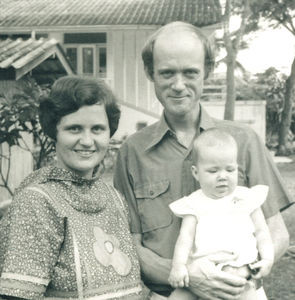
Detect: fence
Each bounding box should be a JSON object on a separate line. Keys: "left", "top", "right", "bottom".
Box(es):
{"left": 0, "top": 133, "right": 33, "bottom": 202}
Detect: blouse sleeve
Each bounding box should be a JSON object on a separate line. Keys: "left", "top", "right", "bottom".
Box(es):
{"left": 169, "top": 195, "right": 197, "bottom": 219}
{"left": 0, "top": 188, "right": 65, "bottom": 299}
{"left": 247, "top": 185, "right": 269, "bottom": 213}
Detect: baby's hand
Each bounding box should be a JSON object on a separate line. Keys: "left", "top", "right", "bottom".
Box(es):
{"left": 249, "top": 259, "right": 273, "bottom": 279}
{"left": 168, "top": 264, "right": 189, "bottom": 288}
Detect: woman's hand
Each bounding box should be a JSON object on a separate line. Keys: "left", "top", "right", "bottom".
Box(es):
{"left": 168, "top": 263, "right": 189, "bottom": 288}
{"left": 187, "top": 252, "right": 247, "bottom": 300}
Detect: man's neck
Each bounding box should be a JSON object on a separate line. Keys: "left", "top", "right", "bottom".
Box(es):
{"left": 165, "top": 109, "right": 200, "bottom": 148}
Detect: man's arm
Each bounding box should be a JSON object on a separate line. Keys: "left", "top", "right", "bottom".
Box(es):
{"left": 243, "top": 129, "right": 291, "bottom": 260}
{"left": 132, "top": 233, "right": 172, "bottom": 284}
{"left": 133, "top": 233, "right": 247, "bottom": 300}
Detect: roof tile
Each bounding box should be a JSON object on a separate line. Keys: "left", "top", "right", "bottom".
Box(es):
{"left": 0, "top": 0, "right": 222, "bottom": 27}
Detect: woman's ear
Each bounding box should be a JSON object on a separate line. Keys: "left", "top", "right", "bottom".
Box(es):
{"left": 191, "top": 165, "right": 199, "bottom": 181}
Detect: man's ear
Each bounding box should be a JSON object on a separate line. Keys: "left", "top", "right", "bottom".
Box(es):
{"left": 144, "top": 66, "right": 154, "bottom": 82}
{"left": 191, "top": 165, "right": 199, "bottom": 181}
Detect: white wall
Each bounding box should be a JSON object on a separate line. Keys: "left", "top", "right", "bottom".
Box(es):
{"left": 113, "top": 104, "right": 159, "bottom": 139}
{"left": 115, "top": 101, "right": 266, "bottom": 143}
{"left": 203, "top": 101, "right": 266, "bottom": 143}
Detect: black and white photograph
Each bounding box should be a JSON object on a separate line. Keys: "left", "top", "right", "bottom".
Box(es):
{"left": 0, "top": 0, "right": 294, "bottom": 299}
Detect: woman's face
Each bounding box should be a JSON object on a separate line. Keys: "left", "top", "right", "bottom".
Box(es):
{"left": 55, "top": 104, "right": 110, "bottom": 179}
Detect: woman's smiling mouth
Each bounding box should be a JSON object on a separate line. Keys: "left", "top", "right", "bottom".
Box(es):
{"left": 74, "top": 150, "right": 96, "bottom": 157}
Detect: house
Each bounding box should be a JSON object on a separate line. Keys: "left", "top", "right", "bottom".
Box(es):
{"left": 0, "top": 0, "right": 225, "bottom": 137}
{"left": 0, "top": 37, "right": 74, "bottom": 202}
{"left": 0, "top": 38, "right": 74, "bottom": 81}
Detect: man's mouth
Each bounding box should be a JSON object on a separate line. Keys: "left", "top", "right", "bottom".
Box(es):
{"left": 170, "top": 95, "right": 187, "bottom": 99}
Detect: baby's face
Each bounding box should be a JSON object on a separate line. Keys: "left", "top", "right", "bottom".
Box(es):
{"left": 192, "top": 145, "right": 238, "bottom": 199}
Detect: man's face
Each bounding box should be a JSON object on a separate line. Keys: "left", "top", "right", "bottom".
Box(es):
{"left": 152, "top": 31, "right": 205, "bottom": 119}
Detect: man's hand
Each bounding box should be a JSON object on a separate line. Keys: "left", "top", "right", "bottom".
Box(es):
{"left": 249, "top": 259, "right": 273, "bottom": 279}
{"left": 168, "top": 263, "right": 189, "bottom": 288}
{"left": 187, "top": 252, "right": 247, "bottom": 300}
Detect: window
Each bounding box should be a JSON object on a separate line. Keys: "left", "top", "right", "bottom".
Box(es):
{"left": 0, "top": 34, "right": 48, "bottom": 40}
{"left": 66, "top": 48, "right": 77, "bottom": 73}
{"left": 82, "top": 47, "right": 94, "bottom": 75}
{"left": 64, "top": 33, "right": 107, "bottom": 78}
{"left": 99, "top": 47, "right": 106, "bottom": 78}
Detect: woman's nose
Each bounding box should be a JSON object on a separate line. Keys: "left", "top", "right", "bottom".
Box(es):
{"left": 79, "top": 131, "right": 94, "bottom": 146}
{"left": 171, "top": 74, "right": 186, "bottom": 91}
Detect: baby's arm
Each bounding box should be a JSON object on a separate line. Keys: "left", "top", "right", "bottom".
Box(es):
{"left": 168, "top": 215, "right": 197, "bottom": 288}
{"left": 250, "top": 207, "right": 274, "bottom": 279}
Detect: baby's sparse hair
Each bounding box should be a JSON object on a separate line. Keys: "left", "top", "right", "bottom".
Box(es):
{"left": 192, "top": 128, "right": 237, "bottom": 163}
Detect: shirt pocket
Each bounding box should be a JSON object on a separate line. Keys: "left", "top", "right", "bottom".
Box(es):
{"left": 134, "top": 180, "right": 173, "bottom": 233}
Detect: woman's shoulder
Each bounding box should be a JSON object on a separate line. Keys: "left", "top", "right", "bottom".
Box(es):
{"left": 11, "top": 166, "right": 66, "bottom": 216}
{"left": 15, "top": 165, "right": 54, "bottom": 193}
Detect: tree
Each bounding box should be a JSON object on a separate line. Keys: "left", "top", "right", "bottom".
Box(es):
{"left": 251, "top": 0, "right": 295, "bottom": 154}
{"left": 222, "top": 0, "right": 252, "bottom": 120}
{"left": 0, "top": 77, "right": 55, "bottom": 196}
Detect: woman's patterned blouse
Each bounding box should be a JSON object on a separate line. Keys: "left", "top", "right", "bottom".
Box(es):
{"left": 0, "top": 165, "right": 147, "bottom": 299}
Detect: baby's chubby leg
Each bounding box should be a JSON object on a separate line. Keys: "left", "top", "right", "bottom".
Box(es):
{"left": 221, "top": 264, "right": 251, "bottom": 279}
{"left": 168, "top": 288, "right": 197, "bottom": 300}
{"left": 221, "top": 265, "right": 258, "bottom": 300}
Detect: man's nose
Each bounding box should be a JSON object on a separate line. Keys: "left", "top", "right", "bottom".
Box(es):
{"left": 171, "top": 74, "right": 186, "bottom": 91}
{"left": 79, "top": 131, "right": 94, "bottom": 146}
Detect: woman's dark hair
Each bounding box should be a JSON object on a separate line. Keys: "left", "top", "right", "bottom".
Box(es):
{"left": 142, "top": 21, "right": 215, "bottom": 80}
{"left": 39, "top": 76, "right": 121, "bottom": 140}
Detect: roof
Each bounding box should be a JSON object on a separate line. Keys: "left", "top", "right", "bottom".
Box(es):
{"left": 0, "top": 38, "right": 74, "bottom": 80}
{"left": 0, "top": 0, "right": 222, "bottom": 28}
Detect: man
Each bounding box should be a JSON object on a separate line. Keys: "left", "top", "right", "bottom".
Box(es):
{"left": 114, "top": 21, "right": 292, "bottom": 299}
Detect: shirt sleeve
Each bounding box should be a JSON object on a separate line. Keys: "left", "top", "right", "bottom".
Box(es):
{"left": 244, "top": 130, "right": 293, "bottom": 217}
{"left": 113, "top": 142, "right": 142, "bottom": 233}
{"left": 0, "top": 188, "right": 64, "bottom": 299}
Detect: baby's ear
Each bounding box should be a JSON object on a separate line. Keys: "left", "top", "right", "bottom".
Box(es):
{"left": 191, "top": 165, "right": 199, "bottom": 181}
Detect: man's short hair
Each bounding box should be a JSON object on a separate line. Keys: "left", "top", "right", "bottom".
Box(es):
{"left": 142, "top": 21, "right": 215, "bottom": 80}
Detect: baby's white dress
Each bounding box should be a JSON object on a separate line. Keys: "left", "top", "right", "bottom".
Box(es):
{"left": 169, "top": 185, "right": 269, "bottom": 267}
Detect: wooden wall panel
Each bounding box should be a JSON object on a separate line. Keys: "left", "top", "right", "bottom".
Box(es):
{"left": 124, "top": 30, "right": 136, "bottom": 105}
{"left": 112, "top": 31, "right": 125, "bottom": 101}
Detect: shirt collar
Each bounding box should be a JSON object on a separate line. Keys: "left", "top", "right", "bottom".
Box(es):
{"left": 145, "top": 104, "right": 215, "bottom": 150}
{"left": 146, "top": 114, "right": 170, "bottom": 150}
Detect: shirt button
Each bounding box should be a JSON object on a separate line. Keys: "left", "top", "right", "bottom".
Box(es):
{"left": 150, "top": 190, "right": 154, "bottom": 196}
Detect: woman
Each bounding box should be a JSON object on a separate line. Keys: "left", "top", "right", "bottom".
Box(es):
{"left": 0, "top": 76, "right": 148, "bottom": 299}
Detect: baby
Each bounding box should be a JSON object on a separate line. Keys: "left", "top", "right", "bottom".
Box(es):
{"left": 168, "top": 128, "right": 274, "bottom": 300}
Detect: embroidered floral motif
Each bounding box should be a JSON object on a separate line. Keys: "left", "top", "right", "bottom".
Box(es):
{"left": 232, "top": 197, "right": 243, "bottom": 204}
{"left": 93, "top": 227, "right": 132, "bottom": 276}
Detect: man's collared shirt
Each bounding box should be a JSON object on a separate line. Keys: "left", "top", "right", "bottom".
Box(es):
{"left": 114, "top": 105, "right": 292, "bottom": 260}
